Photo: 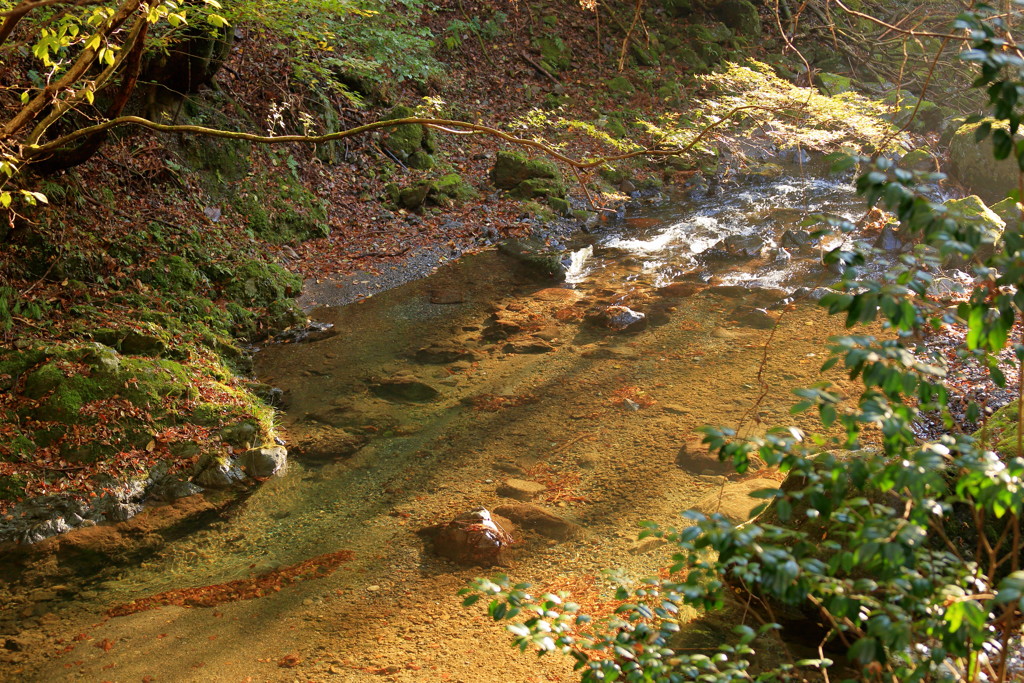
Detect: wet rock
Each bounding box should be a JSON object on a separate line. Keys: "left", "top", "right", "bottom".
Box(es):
{"left": 728, "top": 307, "right": 776, "bottom": 329}
{"left": 601, "top": 306, "right": 647, "bottom": 332}
{"left": 494, "top": 503, "right": 578, "bottom": 540}
{"left": 414, "top": 343, "right": 478, "bottom": 364}
{"left": 695, "top": 477, "right": 780, "bottom": 524}
{"left": 240, "top": 445, "right": 288, "bottom": 478}
{"left": 503, "top": 339, "right": 555, "bottom": 354}
{"left": 497, "top": 478, "right": 548, "bottom": 501}
{"left": 291, "top": 429, "right": 369, "bottom": 461}
{"left": 368, "top": 376, "right": 440, "bottom": 403}
{"left": 275, "top": 321, "right": 336, "bottom": 343}
{"left": 193, "top": 457, "right": 247, "bottom": 489}
{"left": 220, "top": 421, "right": 259, "bottom": 448}
{"left": 149, "top": 476, "right": 203, "bottom": 501}
{"left": 705, "top": 284, "right": 749, "bottom": 299}
{"left": 531, "top": 287, "right": 579, "bottom": 302}
{"left": 949, "top": 119, "right": 1019, "bottom": 203}
{"left": 493, "top": 461, "right": 527, "bottom": 476}
{"left": 422, "top": 508, "right": 517, "bottom": 566}
{"left": 711, "top": 233, "right": 765, "bottom": 258}
{"left": 780, "top": 229, "right": 817, "bottom": 252}
{"left": 676, "top": 440, "right": 731, "bottom": 475}
{"left": 874, "top": 224, "right": 905, "bottom": 252}
{"left": 498, "top": 238, "right": 568, "bottom": 279}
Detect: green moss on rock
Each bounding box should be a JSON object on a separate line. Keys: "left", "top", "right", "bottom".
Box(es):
{"left": 225, "top": 260, "right": 302, "bottom": 309}
{"left": 606, "top": 76, "right": 635, "bottom": 97}
{"left": 712, "top": 0, "right": 761, "bottom": 36}
{"left": 949, "top": 120, "right": 1021, "bottom": 204}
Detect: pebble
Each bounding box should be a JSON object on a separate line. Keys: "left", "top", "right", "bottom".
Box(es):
{"left": 367, "top": 585, "right": 380, "bottom": 592}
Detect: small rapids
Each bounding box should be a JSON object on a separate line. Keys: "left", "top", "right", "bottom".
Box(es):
{"left": 574, "top": 174, "right": 863, "bottom": 292}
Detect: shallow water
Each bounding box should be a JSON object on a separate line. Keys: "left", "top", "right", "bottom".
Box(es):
{"left": 4, "top": 173, "right": 875, "bottom": 681}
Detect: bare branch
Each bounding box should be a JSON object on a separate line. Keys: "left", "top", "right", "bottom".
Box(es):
{"left": 24, "top": 106, "right": 776, "bottom": 171}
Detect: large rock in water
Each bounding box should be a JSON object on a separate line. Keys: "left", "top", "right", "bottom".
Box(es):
{"left": 239, "top": 445, "right": 287, "bottom": 478}
{"left": 949, "top": 120, "right": 1020, "bottom": 203}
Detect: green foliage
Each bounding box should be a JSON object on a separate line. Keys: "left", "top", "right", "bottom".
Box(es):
{"left": 231, "top": 0, "right": 441, "bottom": 106}
{"left": 442, "top": 12, "right": 507, "bottom": 50}
{"left": 464, "top": 10, "right": 1024, "bottom": 682}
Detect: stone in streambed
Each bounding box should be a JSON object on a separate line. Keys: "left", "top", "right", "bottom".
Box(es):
{"left": 368, "top": 376, "right": 440, "bottom": 402}
{"left": 414, "top": 343, "right": 479, "bottom": 364}
{"left": 239, "top": 445, "right": 287, "bottom": 478}
{"left": 493, "top": 503, "right": 578, "bottom": 540}
{"left": 192, "top": 456, "right": 246, "bottom": 488}
{"left": 503, "top": 339, "right": 555, "bottom": 354}
{"left": 497, "top": 478, "right": 548, "bottom": 501}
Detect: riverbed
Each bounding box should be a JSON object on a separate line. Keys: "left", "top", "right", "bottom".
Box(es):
{"left": 1, "top": 171, "right": 874, "bottom": 681}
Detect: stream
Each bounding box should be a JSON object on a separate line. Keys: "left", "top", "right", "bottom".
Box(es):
{"left": 4, "top": 168, "right": 876, "bottom": 681}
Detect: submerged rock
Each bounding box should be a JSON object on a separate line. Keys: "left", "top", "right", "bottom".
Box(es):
{"left": 601, "top": 306, "right": 647, "bottom": 332}
{"left": 368, "top": 375, "right": 440, "bottom": 403}
{"left": 496, "top": 478, "right": 548, "bottom": 501}
{"left": 494, "top": 503, "right": 578, "bottom": 540}
{"left": 414, "top": 343, "right": 478, "bottom": 364}
{"left": 240, "top": 445, "right": 288, "bottom": 478}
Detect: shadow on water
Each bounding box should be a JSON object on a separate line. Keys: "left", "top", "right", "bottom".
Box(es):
{"left": 4, "top": 171, "right": 880, "bottom": 680}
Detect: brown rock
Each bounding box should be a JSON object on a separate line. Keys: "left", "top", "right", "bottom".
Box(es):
{"left": 502, "top": 339, "right": 555, "bottom": 354}
{"left": 496, "top": 478, "right": 547, "bottom": 501}
{"left": 531, "top": 288, "right": 580, "bottom": 302}
{"left": 414, "top": 343, "right": 479, "bottom": 364}
{"left": 493, "top": 503, "right": 578, "bottom": 540}
{"left": 422, "top": 509, "right": 518, "bottom": 566}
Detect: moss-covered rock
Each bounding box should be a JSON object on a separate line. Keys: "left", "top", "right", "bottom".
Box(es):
{"left": 435, "top": 173, "right": 478, "bottom": 201}
{"left": 949, "top": 120, "right": 1021, "bottom": 204}
{"left": 606, "top": 76, "right": 635, "bottom": 97}
{"left": 712, "top": 0, "right": 761, "bottom": 36}
{"left": 985, "top": 400, "right": 1024, "bottom": 456}
{"left": 943, "top": 195, "right": 1006, "bottom": 264}
{"left": 498, "top": 238, "right": 567, "bottom": 279}
{"left": 815, "top": 72, "right": 853, "bottom": 96}
{"left": 491, "top": 151, "right": 564, "bottom": 200}
{"left": 990, "top": 197, "right": 1021, "bottom": 236}
{"left": 381, "top": 104, "right": 436, "bottom": 169}
{"left": 901, "top": 148, "right": 935, "bottom": 170}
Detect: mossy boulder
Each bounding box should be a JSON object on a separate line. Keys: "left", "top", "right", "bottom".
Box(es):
{"left": 815, "top": 72, "right": 853, "bottom": 96}
{"left": 949, "top": 120, "right": 1021, "bottom": 204}
{"left": 985, "top": 400, "right": 1024, "bottom": 456}
{"left": 901, "top": 148, "right": 935, "bottom": 170}
{"left": 491, "top": 151, "right": 566, "bottom": 198}
{"left": 234, "top": 176, "right": 330, "bottom": 244}
{"left": 990, "top": 197, "right": 1022, "bottom": 237}
{"left": 435, "top": 173, "right": 478, "bottom": 201}
{"left": 381, "top": 105, "right": 435, "bottom": 170}
{"left": 712, "top": 0, "right": 761, "bottom": 36}
{"left": 606, "top": 76, "right": 635, "bottom": 97}
{"left": 662, "top": 0, "right": 695, "bottom": 17}
{"left": 943, "top": 195, "right": 1005, "bottom": 264}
